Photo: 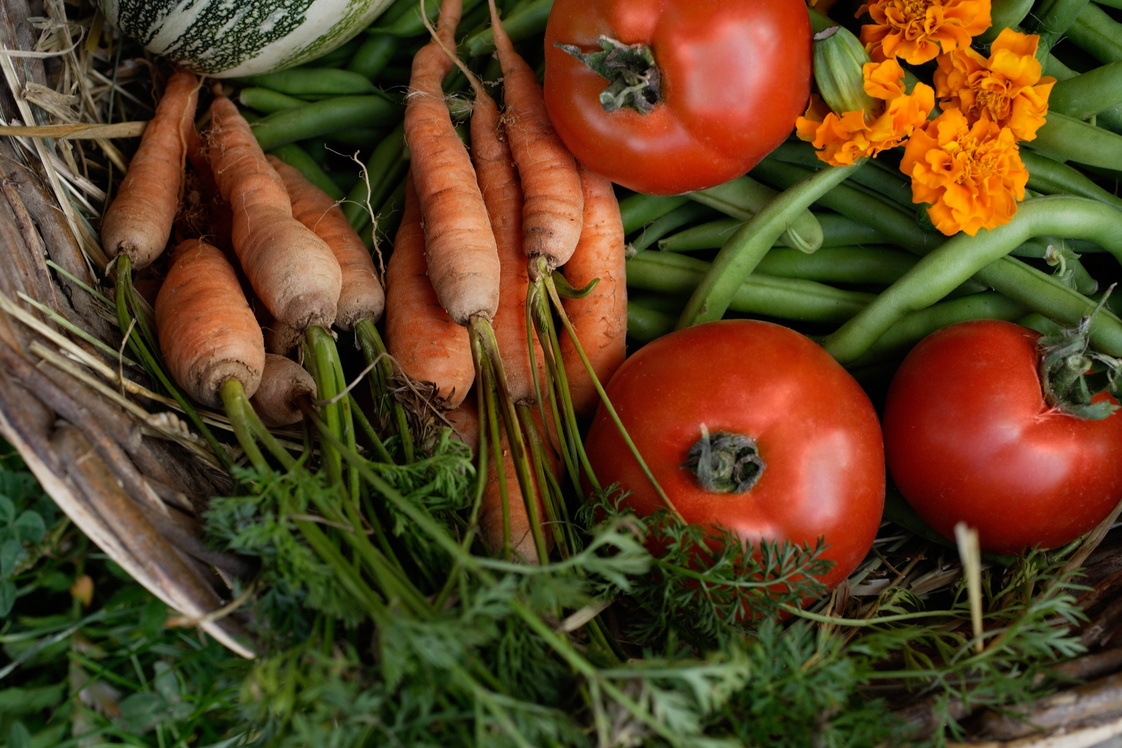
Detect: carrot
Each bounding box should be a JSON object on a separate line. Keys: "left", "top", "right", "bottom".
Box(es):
{"left": 444, "top": 390, "right": 480, "bottom": 455}
{"left": 101, "top": 67, "right": 200, "bottom": 268}
{"left": 404, "top": 0, "right": 501, "bottom": 327}
{"left": 384, "top": 174, "right": 474, "bottom": 407}
{"left": 452, "top": 61, "right": 546, "bottom": 406}
{"left": 479, "top": 405, "right": 558, "bottom": 564}
{"left": 559, "top": 164, "right": 629, "bottom": 419}
{"left": 266, "top": 155, "right": 385, "bottom": 330}
{"left": 250, "top": 353, "right": 317, "bottom": 428}
{"left": 207, "top": 94, "right": 342, "bottom": 332}
{"left": 486, "top": 0, "right": 583, "bottom": 275}
{"left": 155, "top": 238, "right": 266, "bottom": 409}
{"left": 261, "top": 313, "right": 303, "bottom": 356}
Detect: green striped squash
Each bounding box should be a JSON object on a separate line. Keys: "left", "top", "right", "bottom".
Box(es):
{"left": 96, "top": 0, "right": 395, "bottom": 78}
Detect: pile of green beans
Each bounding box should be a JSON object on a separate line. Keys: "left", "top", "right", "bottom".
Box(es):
{"left": 233, "top": 0, "right": 1122, "bottom": 378}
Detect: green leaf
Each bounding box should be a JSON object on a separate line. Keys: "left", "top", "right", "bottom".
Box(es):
{"left": 0, "top": 538, "right": 27, "bottom": 578}
{"left": 0, "top": 684, "right": 66, "bottom": 716}
{"left": 153, "top": 661, "right": 181, "bottom": 704}
{"left": 6, "top": 720, "right": 31, "bottom": 748}
{"left": 117, "top": 692, "right": 165, "bottom": 735}
{"left": 0, "top": 579, "right": 14, "bottom": 617}
{"left": 0, "top": 494, "right": 14, "bottom": 525}
{"left": 14, "top": 510, "right": 45, "bottom": 544}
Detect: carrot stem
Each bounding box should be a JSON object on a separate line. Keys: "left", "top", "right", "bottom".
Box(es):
{"left": 219, "top": 378, "right": 271, "bottom": 473}
{"left": 355, "top": 318, "right": 415, "bottom": 462}
{"left": 539, "top": 263, "right": 684, "bottom": 524}
{"left": 112, "top": 255, "right": 233, "bottom": 473}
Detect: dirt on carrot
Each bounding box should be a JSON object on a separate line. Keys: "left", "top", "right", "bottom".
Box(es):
{"left": 206, "top": 94, "right": 342, "bottom": 333}
{"left": 250, "top": 352, "right": 317, "bottom": 427}
{"left": 267, "top": 154, "right": 385, "bottom": 330}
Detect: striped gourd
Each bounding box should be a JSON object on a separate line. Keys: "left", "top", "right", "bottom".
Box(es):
{"left": 95, "top": 0, "right": 395, "bottom": 78}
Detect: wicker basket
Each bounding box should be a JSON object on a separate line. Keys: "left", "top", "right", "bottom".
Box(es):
{"left": 3, "top": 0, "right": 1122, "bottom": 744}
{"left": 0, "top": 0, "right": 254, "bottom": 658}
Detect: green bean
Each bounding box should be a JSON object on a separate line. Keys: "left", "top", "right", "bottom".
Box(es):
{"left": 702, "top": 141, "right": 1122, "bottom": 356}
{"left": 377, "top": 0, "right": 486, "bottom": 37}
{"left": 371, "top": 177, "right": 408, "bottom": 250}
{"left": 268, "top": 143, "right": 345, "bottom": 201}
{"left": 238, "top": 67, "right": 379, "bottom": 98}
{"left": 629, "top": 202, "right": 715, "bottom": 253}
{"left": 343, "top": 122, "right": 410, "bottom": 232}
{"left": 656, "top": 217, "right": 741, "bottom": 252}
{"left": 329, "top": 128, "right": 385, "bottom": 147}
{"left": 821, "top": 196, "right": 1122, "bottom": 363}
{"left": 843, "top": 293, "right": 1030, "bottom": 367}
{"left": 751, "top": 158, "right": 937, "bottom": 255}
{"left": 688, "top": 175, "right": 824, "bottom": 253}
{"left": 755, "top": 245, "right": 919, "bottom": 286}
{"left": 626, "top": 303, "right": 677, "bottom": 344}
{"left": 617, "top": 193, "right": 690, "bottom": 235}
{"left": 1048, "top": 61, "right": 1122, "bottom": 120}
{"left": 238, "top": 87, "right": 306, "bottom": 114}
{"left": 1028, "top": 111, "right": 1122, "bottom": 171}
{"left": 677, "top": 163, "right": 861, "bottom": 327}
{"left": 977, "top": 0, "right": 1035, "bottom": 42}
{"left": 1066, "top": 3, "right": 1122, "bottom": 64}
{"left": 1095, "top": 0, "right": 1122, "bottom": 9}
{"left": 251, "top": 94, "right": 402, "bottom": 152}
{"left": 463, "top": 0, "right": 552, "bottom": 56}
{"left": 630, "top": 247, "right": 875, "bottom": 325}
{"left": 1028, "top": 0, "right": 1090, "bottom": 52}
{"left": 347, "top": 33, "right": 399, "bottom": 79}
{"left": 316, "top": 37, "right": 363, "bottom": 69}
{"left": 766, "top": 142, "right": 914, "bottom": 212}
{"left": 657, "top": 212, "right": 889, "bottom": 253}
{"left": 1021, "top": 149, "right": 1122, "bottom": 210}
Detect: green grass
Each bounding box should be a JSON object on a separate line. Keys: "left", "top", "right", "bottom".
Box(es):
{"left": 0, "top": 442, "right": 249, "bottom": 747}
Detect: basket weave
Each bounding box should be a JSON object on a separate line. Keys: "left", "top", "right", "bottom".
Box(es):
{"left": 0, "top": 0, "right": 254, "bottom": 658}
{"left": 3, "top": 0, "right": 1122, "bottom": 744}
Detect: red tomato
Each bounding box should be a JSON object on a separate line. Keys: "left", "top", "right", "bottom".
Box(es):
{"left": 542, "top": 0, "right": 812, "bottom": 196}
{"left": 882, "top": 320, "right": 1122, "bottom": 555}
{"left": 583, "top": 320, "right": 885, "bottom": 592}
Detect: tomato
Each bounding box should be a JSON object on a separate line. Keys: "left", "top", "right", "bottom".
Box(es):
{"left": 882, "top": 319, "right": 1122, "bottom": 555}
{"left": 583, "top": 320, "right": 885, "bottom": 591}
{"left": 542, "top": 0, "right": 812, "bottom": 196}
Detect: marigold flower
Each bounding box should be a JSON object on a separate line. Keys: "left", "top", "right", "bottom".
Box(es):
{"left": 796, "top": 59, "right": 935, "bottom": 167}
{"left": 857, "top": 0, "right": 992, "bottom": 65}
{"left": 900, "top": 108, "right": 1027, "bottom": 236}
{"left": 934, "top": 27, "right": 1056, "bottom": 142}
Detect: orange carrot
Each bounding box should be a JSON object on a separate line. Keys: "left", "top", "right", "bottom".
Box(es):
{"left": 404, "top": 0, "right": 501, "bottom": 326}
{"left": 101, "top": 68, "right": 200, "bottom": 268}
{"left": 250, "top": 353, "right": 317, "bottom": 427}
{"left": 384, "top": 174, "right": 474, "bottom": 407}
{"left": 155, "top": 238, "right": 266, "bottom": 409}
{"left": 460, "top": 66, "right": 546, "bottom": 405}
{"left": 207, "top": 95, "right": 342, "bottom": 332}
{"left": 479, "top": 406, "right": 557, "bottom": 564}
{"left": 559, "top": 164, "right": 629, "bottom": 419}
{"left": 266, "top": 155, "right": 385, "bottom": 329}
{"left": 444, "top": 390, "right": 480, "bottom": 454}
{"left": 486, "top": 0, "right": 583, "bottom": 275}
